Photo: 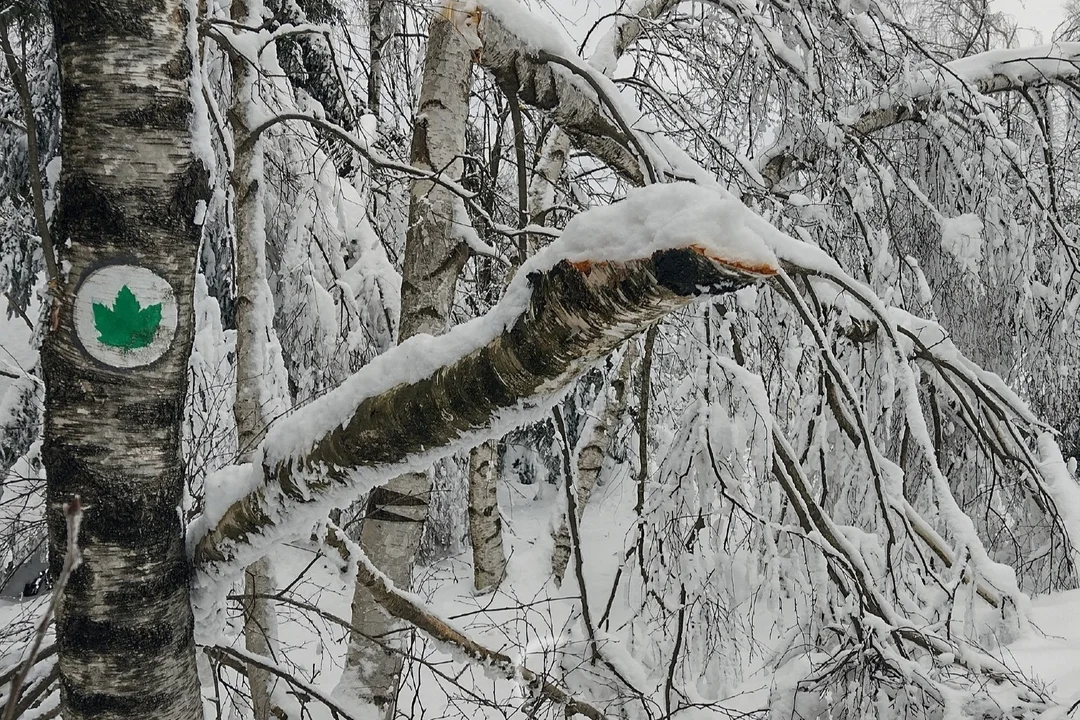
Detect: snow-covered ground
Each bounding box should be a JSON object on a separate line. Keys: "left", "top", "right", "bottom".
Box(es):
{"left": 218, "top": 471, "right": 1080, "bottom": 717}
{"left": 1009, "top": 590, "right": 1080, "bottom": 704}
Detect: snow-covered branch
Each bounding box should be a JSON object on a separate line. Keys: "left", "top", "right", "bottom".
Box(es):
{"left": 190, "top": 184, "right": 778, "bottom": 577}
{"left": 475, "top": 0, "right": 673, "bottom": 185}
{"left": 760, "top": 42, "right": 1080, "bottom": 187}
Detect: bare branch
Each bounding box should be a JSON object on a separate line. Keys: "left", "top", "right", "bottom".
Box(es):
{"left": 322, "top": 526, "right": 611, "bottom": 720}
{"left": 1, "top": 498, "right": 82, "bottom": 720}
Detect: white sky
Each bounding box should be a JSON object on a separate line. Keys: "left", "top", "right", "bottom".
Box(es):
{"left": 994, "top": 0, "right": 1067, "bottom": 42}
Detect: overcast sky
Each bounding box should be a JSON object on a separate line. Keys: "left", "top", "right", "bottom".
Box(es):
{"left": 994, "top": 0, "right": 1066, "bottom": 41}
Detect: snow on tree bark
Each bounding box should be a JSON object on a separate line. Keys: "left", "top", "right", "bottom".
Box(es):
{"left": 227, "top": 0, "right": 290, "bottom": 715}
{"left": 42, "top": 1, "right": 208, "bottom": 719}
{"left": 757, "top": 42, "right": 1080, "bottom": 189}
{"left": 475, "top": 4, "right": 654, "bottom": 185}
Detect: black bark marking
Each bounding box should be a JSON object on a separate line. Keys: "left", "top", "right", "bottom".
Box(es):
{"left": 59, "top": 614, "right": 182, "bottom": 655}
{"left": 58, "top": 174, "right": 127, "bottom": 241}
{"left": 114, "top": 96, "right": 191, "bottom": 131}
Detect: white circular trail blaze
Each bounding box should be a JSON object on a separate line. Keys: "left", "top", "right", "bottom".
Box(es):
{"left": 74, "top": 265, "right": 178, "bottom": 369}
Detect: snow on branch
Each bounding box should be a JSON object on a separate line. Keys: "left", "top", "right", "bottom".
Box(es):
{"left": 189, "top": 184, "right": 778, "bottom": 584}
{"left": 760, "top": 42, "right": 1080, "bottom": 187}
{"left": 473, "top": 0, "right": 674, "bottom": 185}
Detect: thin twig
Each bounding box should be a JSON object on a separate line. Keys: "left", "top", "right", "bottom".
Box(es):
{"left": 2, "top": 497, "right": 83, "bottom": 720}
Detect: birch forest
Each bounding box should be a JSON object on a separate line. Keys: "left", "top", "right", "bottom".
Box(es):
{"left": 3, "top": 0, "right": 1080, "bottom": 718}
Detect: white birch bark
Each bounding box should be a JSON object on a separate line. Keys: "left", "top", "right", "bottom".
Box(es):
{"left": 228, "top": 2, "right": 289, "bottom": 716}
{"left": 468, "top": 438, "right": 505, "bottom": 593}
{"left": 551, "top": 344, "right": 636, "bottom": 586}
{"left": 340, "top": 5, "right": 476, "bottom": 714}
{"left": 42, "top": 1, "right": 209, "bottom": 718}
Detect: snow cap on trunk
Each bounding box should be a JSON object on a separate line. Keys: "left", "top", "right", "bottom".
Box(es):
{"left": 533, "top": 182, "right": 780, "bottom": 277}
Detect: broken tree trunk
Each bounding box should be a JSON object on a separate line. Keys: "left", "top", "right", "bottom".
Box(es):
{"left": 195, "top": 236, "right": 779, "bottom": 574}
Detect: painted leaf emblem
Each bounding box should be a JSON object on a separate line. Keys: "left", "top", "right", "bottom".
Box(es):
{"left": 92, "top": 285, "right": 162, "bottom": 350}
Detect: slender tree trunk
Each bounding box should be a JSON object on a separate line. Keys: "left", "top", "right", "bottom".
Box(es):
{"left": 526, "top": 129, "right": 570, "bottom": 254}
{"left": 341, "top": 7, "right": 474, "bottom": 714}
{"left": 367, "top": 0, "right": 393, "bottom": 119}
{"left": 242, "top": 557, "right": 279, "bottom": 720}
{"left": 43, "top": 2, "right": 208, "bottom": 719}
{"left": 468, "top": 438, "right": 505, "bottom": 593}
{"left": 551, "top": 343, "right": 636, "bottom": 586}
{"left": 228, "top": 1, "right": 288, "bottom": 716}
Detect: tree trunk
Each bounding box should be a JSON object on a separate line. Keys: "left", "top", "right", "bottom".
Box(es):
{"left": 341, "top": 7, "right": 475, "bottom": 714}
{"left": 42, "top": 2, "right": 208, "bottom": 719}
{"left": 468, "top": 438, "right": 505, "bottom": 593}
{"left": 551, "top": 343, "right": 636, "bottom": 586}
{"left": 367, "top": 0, "right": 396, "bottom": 120}
{"left": 228, "top": 0, "right": 289, "bottom": 715}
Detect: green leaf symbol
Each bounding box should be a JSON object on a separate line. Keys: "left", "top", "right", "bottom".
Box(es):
{"left": 93, "top": 285, "right": 162, "bottom": 350}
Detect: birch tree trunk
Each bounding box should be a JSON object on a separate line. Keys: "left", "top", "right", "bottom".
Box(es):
{"left": 367, "top": 0, "right": 395, "bottom": 120}
{"left": 42, "top": 1, "right": 208, "bottom": 719}
{"left": 550, "top": 343, "right": 636, "bottom": 586}
{"left": 341, "top": 6, "right": 474, "bottom": 714}
{"left": 468, "top": 439, "right": 505, "bottom": 593}
{"left": 229, "top": 1, "right": 288, "bottom": 716}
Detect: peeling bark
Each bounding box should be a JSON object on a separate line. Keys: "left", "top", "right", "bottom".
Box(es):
{"left": 43, "top": 1, "right": 208, "bottom": 719}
